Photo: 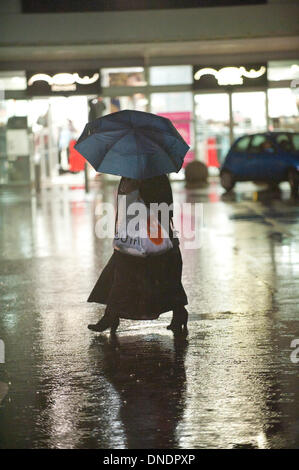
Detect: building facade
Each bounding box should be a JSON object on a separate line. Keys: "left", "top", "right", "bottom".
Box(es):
{"left": 0, "top": 0, "right": 298, "bottom": 185}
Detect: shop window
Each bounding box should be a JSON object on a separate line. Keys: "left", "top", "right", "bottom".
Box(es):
{"left": 0, "top": 71, "right": 27, "bottom": 91}
{"left": 0, "top": 99, "right": 29, "bottom": 126}
{"left": 232, "top": 91, "right": 266, "bottom": 137}
{"left": 268, "top": 88, "right": 299, "bottom": 132}
{"left": 149, "top": 66, "right": 193, "bottom": 86}
{"left": 102, "top": 95, "right": 148, "bottom": 115}
{"left": 0, "top": 98, "right": 33, "bottom": 186}
{"left": 151, "top": 92, "right": 192, "bottom": 114}
{"left": 101, "top": 68, "right": 146, "bottom": 87}
{"left": 194, "top": 93, "right": 230, "bottom": 167}
{"left": 268, "top": 61, "right": 299, "bottom": 82}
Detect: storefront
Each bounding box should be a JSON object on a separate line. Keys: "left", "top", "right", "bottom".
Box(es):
{"left": 0, "top": 70, "right": 100, "bottom": 187}
{"left": 193, "top": 61, "right": 299, "bottom": 168}
{"left": 0, "top": 60, "right": 298, "bottom": 187}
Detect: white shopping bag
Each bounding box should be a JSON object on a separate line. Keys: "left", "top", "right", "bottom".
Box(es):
{"left": 113, "top": 190, "right": 173, "bottom": 257}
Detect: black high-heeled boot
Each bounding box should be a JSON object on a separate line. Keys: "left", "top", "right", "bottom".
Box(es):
{"left": 167, "top": 306, "right": 188, "bottom": 335}
{"left": 88, "top": 314, "right": 119, "bottom": 334}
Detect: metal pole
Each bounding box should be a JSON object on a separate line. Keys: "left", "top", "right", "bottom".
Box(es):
{"left": 265, "top": 89, "right": 270, "bottom": 130}
{"left": 228, "top": 90, "right": 234, "bottom": 145}
{"left": 144, "top": 53, "right": 150, "bottom": 113}
{"left": 192, "top": 90, "right": 198, "bottom": 161}
{"left": 84, "top": 163, "right": 89, "bottom": 193}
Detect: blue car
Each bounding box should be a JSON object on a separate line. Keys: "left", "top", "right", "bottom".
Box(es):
{"left": 220, "top": 131, "right": 299, "bottom": 196}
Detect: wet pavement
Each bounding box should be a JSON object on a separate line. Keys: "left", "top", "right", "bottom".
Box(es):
{"left": 0, "top": 179, "right": 298, "bottom": 449}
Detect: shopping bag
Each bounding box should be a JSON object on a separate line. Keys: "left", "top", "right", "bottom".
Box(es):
{"left": 113, "top": 189, "right": 173, "bottom": 257}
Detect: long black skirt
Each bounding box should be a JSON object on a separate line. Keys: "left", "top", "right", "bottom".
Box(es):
{"left": 87, "top": 246, "right": 188, "bottom": 320}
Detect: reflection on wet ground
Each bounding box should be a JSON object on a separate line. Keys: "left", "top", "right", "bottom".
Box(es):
{"left": 0, "top": 180, "right": 298, "bottom": 449}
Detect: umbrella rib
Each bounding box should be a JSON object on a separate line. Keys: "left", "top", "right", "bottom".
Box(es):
{"left": 137, "top": 130, "right": 181, "bottom": 170}
{"left": 96, "top": 129, "right": 131, "bottom": 167}
{"left": 76, "top": 124, "right": 128, "bottom": 145}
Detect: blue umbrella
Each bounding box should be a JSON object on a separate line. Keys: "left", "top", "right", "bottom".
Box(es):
{"left": 74, "top": 110, "right": 189, "bottom": 179}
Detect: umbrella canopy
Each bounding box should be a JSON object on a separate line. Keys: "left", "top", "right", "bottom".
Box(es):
{"left": 74, "top": 110, "right": 189, "bottom": 179}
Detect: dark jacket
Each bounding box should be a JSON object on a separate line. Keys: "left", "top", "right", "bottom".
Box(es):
{"left": 117, "top": 175, "right": 175, "bottom": 240}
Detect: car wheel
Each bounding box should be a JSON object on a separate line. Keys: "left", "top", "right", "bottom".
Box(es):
{"left": 220, "top": 170, "right": 235, "bottom": 192}
{"left": 288, "top": 168, "right": 299, "bottom": 198}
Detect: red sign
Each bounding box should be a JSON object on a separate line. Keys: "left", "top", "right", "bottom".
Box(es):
{"left": 69, "top": 139, "right": 86, "bottom": 172}
{"left": 158, "top": 112, "right": 194, "bottom": 168}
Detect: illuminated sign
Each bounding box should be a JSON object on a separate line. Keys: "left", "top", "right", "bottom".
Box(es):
{"left": 193, "top": 64, "right": 267, "bottom": 89}
{"left": 26, "top": 70, "right": 101, "bottom": 96}
{"left": 194, "top": 66, "right": 266, "bottom": 86}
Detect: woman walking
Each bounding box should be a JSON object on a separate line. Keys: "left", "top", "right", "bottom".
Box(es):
{"left": 74, "top": 110, "right": 190, "bottom": 334}
{"left": 87, "top": 175, "right": 188, "bottom": 335}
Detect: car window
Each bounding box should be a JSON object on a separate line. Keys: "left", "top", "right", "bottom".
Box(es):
{"left": 234, "top": 136, "right": 251, "bottom": 152}
{"left": 290, "top": 134, "right": 299, "bottom": 152}
{"left": 275, "top": 133, "right": 293, "bottom": 152}
{"left": 249, "top": 135, "right": 275, "bottom": 153}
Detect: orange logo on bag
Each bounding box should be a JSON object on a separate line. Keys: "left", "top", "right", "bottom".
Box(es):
{"left": 147, "top": 216, "right": 163, "bottom": 245}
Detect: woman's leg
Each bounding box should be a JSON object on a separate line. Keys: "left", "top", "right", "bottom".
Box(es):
{"left": 88, "top": 306, "right": 119, "bottom": 334}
